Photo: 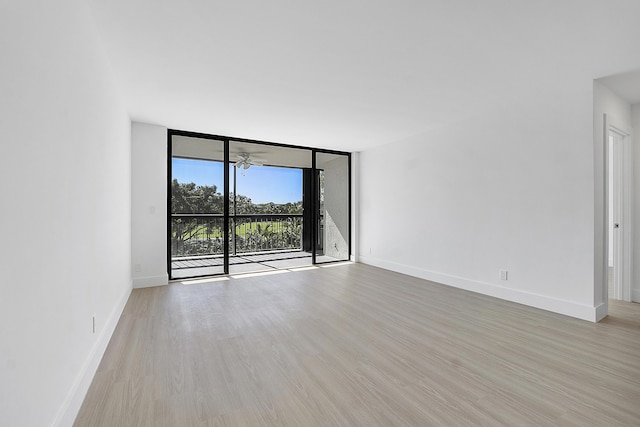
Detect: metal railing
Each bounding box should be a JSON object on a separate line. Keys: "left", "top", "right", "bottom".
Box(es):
{"left": 171, "top": 213, "right": 303, "bottom": 257}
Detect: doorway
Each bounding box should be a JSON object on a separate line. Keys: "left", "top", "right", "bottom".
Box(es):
{"left": 605, "top": 122, "right": 632, "bottom": 302}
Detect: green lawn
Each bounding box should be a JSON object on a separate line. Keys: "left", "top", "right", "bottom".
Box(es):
{"left": 175, "top": 221, "right": 300, "bottom": 240}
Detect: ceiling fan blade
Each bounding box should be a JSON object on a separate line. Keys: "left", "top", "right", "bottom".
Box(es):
{"left": 234, "top": 160, "right": 244, "bottom": 168}
{"left": 243, "top": 162, "right": 250, "bottom": 170}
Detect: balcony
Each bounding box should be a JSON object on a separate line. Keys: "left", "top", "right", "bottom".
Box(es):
{"left": 171, "top": 213, "right": 330, "bottom": 278}
{"left": 168, "top": 134, "right": 351, "bottom": 279}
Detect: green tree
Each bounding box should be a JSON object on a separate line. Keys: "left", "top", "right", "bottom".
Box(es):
{"left": 171, "top": 179, "right": 304, "bottom": 256}
{"left": 230, "top": 193, "right": 254, "bottom": 214}
{"left": 171, "top": 179, "right": 223, "bottom": 213}
{"left": 171, "top": 180, "right": 224, "bottom": 256}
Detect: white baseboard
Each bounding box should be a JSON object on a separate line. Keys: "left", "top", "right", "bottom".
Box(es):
{"left": 133, "top": 273, "right": 169, "bottom": 288}
{"left": 594, "top": 302, "right": 608, "bottom": 322}
{"left": 632, "top": 288, "right": 640, "bottom": 303}
{"left": 53, "top": 283, "right": 132, "bottom": 427}
{"left": 358, "top": 256, "right": 598, "bottom": 322}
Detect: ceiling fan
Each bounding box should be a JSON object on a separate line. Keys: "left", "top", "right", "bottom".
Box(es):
{"left": 234, "top": 152, "right": 264, "bottom": 170}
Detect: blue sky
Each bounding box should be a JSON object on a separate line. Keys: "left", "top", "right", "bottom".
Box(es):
{"left": 172, "top": 158, "right": 302, "bottom": 204}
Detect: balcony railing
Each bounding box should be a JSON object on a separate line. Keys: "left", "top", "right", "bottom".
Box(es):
{"left": 171, "top": 213, "right": 303, "bottom": 257}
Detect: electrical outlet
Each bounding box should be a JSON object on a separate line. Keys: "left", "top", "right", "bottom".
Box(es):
{"left": 134, "top": 264, "right": 142, "bottom": 273}
{"left": 92, "top": 315, "right": 96, "bottom": 334}
{"left": 500, "top": 270, "right": 508, "bottom": 281}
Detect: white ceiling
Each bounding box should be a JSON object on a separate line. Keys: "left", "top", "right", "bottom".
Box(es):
{"left": 89, "top": 0, "right": 640, "bottom": 151}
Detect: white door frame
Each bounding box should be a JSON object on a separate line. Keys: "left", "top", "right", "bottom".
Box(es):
{"left": 603, "top": 114, "right": 633, "bottom": 303}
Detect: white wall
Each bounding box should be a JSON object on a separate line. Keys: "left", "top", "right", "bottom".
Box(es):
{"left": 359, "top": 80, "right": 598, "bottom": 321}
{"left": 633, "top": 104, "right": 640, "bottom": 302}
{"left": 131, "top": 122, "right": 168, "bottom": 287}
{"left": 0, "top": 1, "right": 132, "bottom": 426}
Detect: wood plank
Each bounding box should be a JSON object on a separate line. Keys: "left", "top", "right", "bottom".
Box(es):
{"left": 75, "top": 263, "right": 640, "bottom": 426}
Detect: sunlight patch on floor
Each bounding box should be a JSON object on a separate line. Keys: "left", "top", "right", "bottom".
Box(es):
{"left": 180, "top": 276, "right": 230, "bottom": 285}
{"left": 231, "top": 270, "right": 289, "bottom": 279}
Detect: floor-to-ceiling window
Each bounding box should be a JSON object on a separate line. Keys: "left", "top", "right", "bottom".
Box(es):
{"left": 315, "top": 151, "right": 350, "bottom": 263}
{"left": 228, "top": 140, "right": 312, "bottom": 275}
{"left": 170, "top": 135, "right": 225, "bottom": 278}
{"left": 168, "top": 131, "right": 350, "bottom": 279}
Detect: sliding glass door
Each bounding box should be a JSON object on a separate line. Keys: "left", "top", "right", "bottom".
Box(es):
{"left": 314, "top": 152, "right": 350, "bottom": 263}
{"left": 170, "top": 136, "right": 226, "bottom": 278}
{"left": 168, "top": 131, "right": 350, "bottom": 279}
{"left": 228, "top": 140, "right": 311, "bottom": 274}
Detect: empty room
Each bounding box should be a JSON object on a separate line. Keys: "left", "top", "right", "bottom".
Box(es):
{"left": 2, "top": 1, "right": 640, "bottom": 426}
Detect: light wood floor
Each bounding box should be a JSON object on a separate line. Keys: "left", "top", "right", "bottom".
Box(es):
{"left": 75, "top": 263, "right": 640, "bottom": 426}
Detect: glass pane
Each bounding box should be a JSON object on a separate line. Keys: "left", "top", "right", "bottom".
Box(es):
{"left": 170, "top": 135, "right": 225, "bottom": 278}
{"left": 229, "top": 141, "right": 312, "bottom": 274}
{"left": 315, "top": 152, "right": 349, "bottom": 262}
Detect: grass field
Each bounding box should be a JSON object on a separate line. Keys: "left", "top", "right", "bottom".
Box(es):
{"left": 174, "top": 220, "right": 301, "bottom": 240}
